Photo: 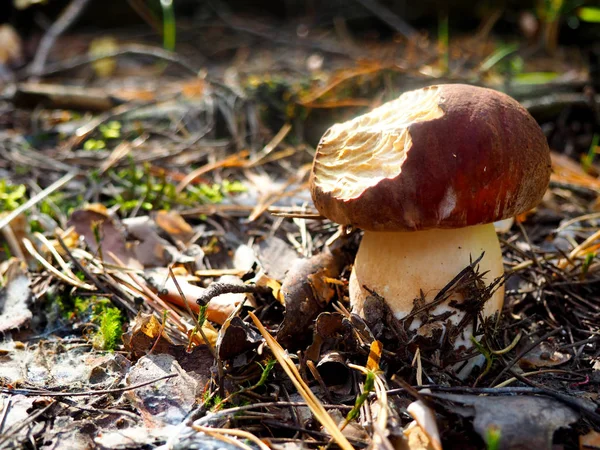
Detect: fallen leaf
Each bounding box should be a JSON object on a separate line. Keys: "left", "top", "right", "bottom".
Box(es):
{"left": 154, "top": 210, "right": 195, "bottom": 243}
{"left": 406, "top": 395, "right": 442, "bottom": 450}
{"left": 254, "top": 236, "right": 300, "bottom": 281}
{"left": 68, "top": 205, "right": 141, "bottom": 269}
{"left": 217, "top": 316, "right": 261, "bottom": 361}
{"left": 0, "top": 212, "right": 29, "bottom": 263}
{"left": 428, "top": 393, "right": 579, "bottom": 449}
{"left": 124, "top": 215, "right": 179, "bottom": 267}
{"left": 401, "top": 420, "right": 439, "bottom": 450}
{"left": 306, "top": 312, "right": 357, "bottom": 362}
{"left": 125, "top": 354, "right": 200, "bottom": 427}
{"left": 315, "top": 351, "right": 352, "bottom": 396}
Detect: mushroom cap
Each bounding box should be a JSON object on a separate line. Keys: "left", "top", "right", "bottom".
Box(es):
{"left": 310, "top": 84, "right": 551, "bottom": 231}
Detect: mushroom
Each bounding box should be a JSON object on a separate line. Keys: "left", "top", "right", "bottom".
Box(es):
{"left": 309, "top": 84, "right": 551, "bottom": 349}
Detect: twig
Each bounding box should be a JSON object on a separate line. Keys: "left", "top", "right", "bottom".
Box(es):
{"left": 25, "top": 44, "right": 201, "bottom": 80}
{"left": 27, "top": 0, "right": 93, "bottom": 80}
{"left": 0, "top": 396, "right": 11, "bottom": 436}
{"left": 196, "top": 283, "right": 271, "bottom": 306}
{"left": 1, "top": 373, "right": 177, "bottom": 397}
{"left": 55, "top": 397, "right": 141, "bottom": 421}
{"left": 493, "top": 369, "right": 581, "bottom": 388}
{"left": 354, "top": 0, "right": 416, "bottom": 38}
{"left": 0, "top": 399, "right": 57, "bottom": 448}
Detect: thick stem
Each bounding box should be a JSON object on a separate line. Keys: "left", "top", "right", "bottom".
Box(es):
{"left": 349, "top": 223, "right": 504, "bottom": 346}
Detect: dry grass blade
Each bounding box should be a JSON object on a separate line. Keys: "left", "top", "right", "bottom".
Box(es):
{"left": 248, "top": 311, "right": 354, "bottom": 450}
{"left": 192, "top": 425, "right": 270, "bottom": 450}
{"left": 175, "top": 151, "right": 249, "bottom": 193}
{"left": 33, "top": 231, "right": 96, "bottom": 290}
{"left": 193, "top": 430, "right": 253, "bottom": 450}
{"left": 0, "top": 171, "right": 78, "bottom": 231}
{"left": 22, "top": 238, "right": 96, "bottom": 290}
{"left": 248, "top": 122, "right": 292, "bottom": 167}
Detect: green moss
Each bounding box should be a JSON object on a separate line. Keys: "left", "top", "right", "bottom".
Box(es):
{"left": 107, "top": 162, "right": 246, "bottom": 213}
{"left": 0, "top": 180, "right": 27, "bottom": 211}
{"left": 52, "top": 294, "right": 124, "bottom": 351}
{"left": 92, "top": 305, "right": 123, "bottom": 351}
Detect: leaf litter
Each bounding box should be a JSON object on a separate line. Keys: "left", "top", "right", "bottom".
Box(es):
{"left": 0, "top": 6, "right": 599, "bottom": 450}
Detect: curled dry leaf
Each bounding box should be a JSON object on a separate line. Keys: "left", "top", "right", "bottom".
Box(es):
{"left": 402, "top": 420, "right": 440, "bottom": 450}
{"left": 306, "top": 312, "right": 357, "bottom": 362}
{"left": 277, "top": 245, "right": 352, "bottom": 348}
{"left": 580, "top": 429, "right": 600, "bottom": 449}
{"left": 315, "top": 351, "right": 352, "bottom": 396}
{"left": 217, "top": 316, "right": 262, "bottom": 361}
{"left": 122, "top": 313, "right": 177, "bottom": 359}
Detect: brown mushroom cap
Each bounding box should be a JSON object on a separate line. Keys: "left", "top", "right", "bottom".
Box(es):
{"left": 310, "top": 84, "right": 551, "bottom": 231}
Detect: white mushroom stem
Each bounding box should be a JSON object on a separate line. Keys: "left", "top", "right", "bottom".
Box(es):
{"left": 349, "top": 223, "right": 505, "bottom": 348}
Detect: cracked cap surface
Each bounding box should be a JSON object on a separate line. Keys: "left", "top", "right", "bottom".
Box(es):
{"left": 310, "top": 84, "right": 551, "bottom": 231}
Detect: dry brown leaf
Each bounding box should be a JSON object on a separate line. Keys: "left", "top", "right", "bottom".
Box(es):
{"left": 125, "top": 216, "right": 177, "bottom": 267}
{"left": 580, "top": 429, "right": 600, "bottom": 449}
{"left": 123, "top": 312, "right": 216, "bottom": 358}
{"left": 402, "top": 420, "right": 439, "bottom": 450}
{"left": 154, "top": 210, "right": 195, "bottom": 243}
{"left": 0, "top": 212, "right": 29, "bottom": 262}
{"left": 405, "top": 397, "right": 442, "bottom": 450}
{"left": 67, "top": 205, "right": 142, "bottom": 269}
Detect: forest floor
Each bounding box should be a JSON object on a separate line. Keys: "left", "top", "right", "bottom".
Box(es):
{"left": 1, "top": 4, "right": 600, "bottom": 450}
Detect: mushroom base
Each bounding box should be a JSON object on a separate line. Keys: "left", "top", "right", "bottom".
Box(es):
{"left": 349, "top": 223, "right": 504, "bottom": 348}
